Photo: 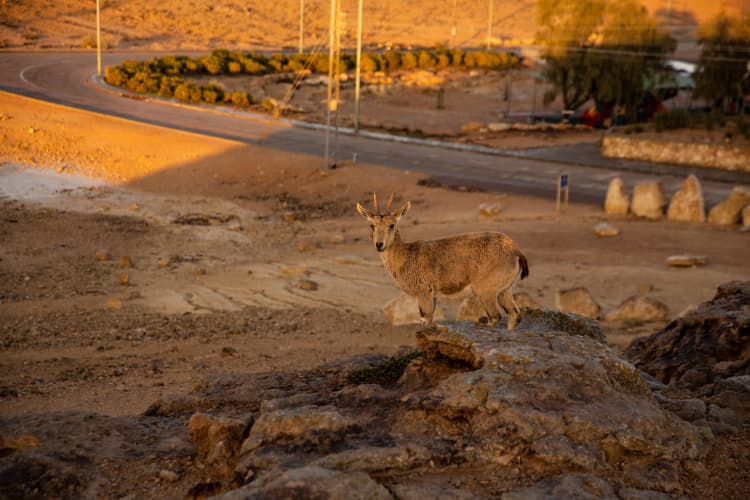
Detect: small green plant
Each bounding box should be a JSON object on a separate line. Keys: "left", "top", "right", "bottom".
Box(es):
{"left": 347, "top": 350, "right": 423, "bottom": 386}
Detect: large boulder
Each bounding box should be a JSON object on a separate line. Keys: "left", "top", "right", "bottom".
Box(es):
{"left": 708, "top": 187, "right": 750, "bottom": 225}
{"left": 626, "top": 281, "right": 750, "bottom": 390}
{"left": 631, "top": 181, "right": 666, "bottom": 219}
{"left": 603, "top": 295, "right": 669, "bottom": 322}
{"left": 667, "top": 174, "right": 705, "bottom": 222}
{"left": 626, "top": 281, "right": 750, "bottom": 428}
{"left": 556, "top": 287, "right": 602, "bottom": 318}
{"left": 604, "top": 177, "right": 629, "bottom": 215}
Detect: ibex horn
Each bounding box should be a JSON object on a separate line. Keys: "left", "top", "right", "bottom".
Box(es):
{"left": 385, "top": 192, "right": 396, "bottom": 212}
{"left": 372, "top": 192, "right": 380, "bottom": 215}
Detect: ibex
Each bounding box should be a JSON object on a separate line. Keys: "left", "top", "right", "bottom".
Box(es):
{"left": 356, "top": 193, "right": 529, "bottom": 329}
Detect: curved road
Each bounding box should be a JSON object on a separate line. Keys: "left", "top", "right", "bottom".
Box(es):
{"left": 1, "top": 51, "right": 747, "bottom": 205}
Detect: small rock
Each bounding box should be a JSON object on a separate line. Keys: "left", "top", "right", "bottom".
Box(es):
{"left": 478, "top": 202, "right": 502, "bottom": 218}
{"left": 282, "top": 212, "right": 296, "bottom": 222}
{"left": 604, "top": 177, "right": 629, "bottom": 215}
{"left": 487, "top": 122, "right": 511, "bottom": 132}
{"left": 228, "top": 222, "right": 243, "bottom": 232}
{"left": 666, "top": 255, "right": 707, "bottom": 268}
{"left": 335, "top": 255, "right": 364, "bottom": 265}
{"left": 158, "top": 469, "right": 180, "bottom": 482}
{"left": 221, "top": 346, "right": 238, "bottom": 357}
{"left": 296, "top": 279, "right": 319, "bottom": 291}
{"left": 594, "top": 222, "right": 619, "bottom": 237}
{"left": 667, "top": 174, "right": 705, "bottom": 222}
{"left": 708, "top": 187, "right": 750, "bottom": 225}
{"left": 130, "top": 203, "right": 140, "bottom": 211}
{"left": 603, "top": 295, "right": 669, "bottom": 322}
{"left": 461, "top": 121, "right": 483, "bottom": 133}
{"left": 118, "top": 274, "right": 130, "bottom": 286}
{"left": 95, "top": 250, "right": 112, "bottom": 261}
{"left": 638, "top": 283, "right": 654, "bottom": 293}
{"left": 741, "top": 204, "right": 750, "bottom": 230}
{"left": 119, "top": 256, "right": 133, "bottom": 268}
{"left": 106, "top": 298, "right": 122, "bottom": 310}
{"left": 555, "top": 287, "right": 601, "bottom": 318}
{"left": 193, "top": 268, "right": 206, "bottom": 277}
{"left": 157, "top": 258, "right": 170, "bottom": 268}
{"left": 631, "top": 181, "right": 666, "bottom": 219}
{"left": 297, "top": 240, "right": 320, "bottom": 253}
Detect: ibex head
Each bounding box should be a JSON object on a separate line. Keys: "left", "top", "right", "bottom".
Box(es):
{"left": 356, "top": 192, "right": 411, "bottom": 252}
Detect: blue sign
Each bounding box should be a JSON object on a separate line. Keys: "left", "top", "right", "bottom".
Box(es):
{"left": 560, "top": 174, "right": 568, "bottom": 188}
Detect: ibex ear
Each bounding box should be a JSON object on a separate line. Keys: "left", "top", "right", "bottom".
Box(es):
{"left": 395, "top": 201, "right": 411, "bottom": 219}
{"left": 356, "top": 202, "right": 374, "bottom": 220}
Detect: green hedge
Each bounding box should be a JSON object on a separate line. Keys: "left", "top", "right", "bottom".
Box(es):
{"left": 104, "top": 48, "right": 520, "bottom": 108}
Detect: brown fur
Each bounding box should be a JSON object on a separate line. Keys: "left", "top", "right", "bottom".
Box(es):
{"left": 356, "top": 194, "right": 529, "bottom": 329}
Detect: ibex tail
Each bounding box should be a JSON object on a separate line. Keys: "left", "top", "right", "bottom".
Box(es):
{"left": 518, "top": 252, "right": 529, "bottom": 280}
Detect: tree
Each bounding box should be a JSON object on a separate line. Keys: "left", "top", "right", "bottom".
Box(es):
{"left": 693, "top": 14, "right": 750, "bottom": 111}
{"left": 536, "top": 0, "right": 675, "bottom": 116}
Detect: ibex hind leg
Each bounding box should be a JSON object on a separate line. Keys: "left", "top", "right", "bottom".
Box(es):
{"left": 498, "top": 288, "right": 520, "bottom": 330}
{"left": 473, "top": 287, "right": 502, "bottom": 326}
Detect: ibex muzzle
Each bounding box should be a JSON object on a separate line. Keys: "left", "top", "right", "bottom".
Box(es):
{"left": 357, "top": 192, "right": 529, "bottom": 329}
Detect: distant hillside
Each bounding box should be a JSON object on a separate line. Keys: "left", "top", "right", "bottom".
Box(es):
{"left": 0, "top": 0, "right": 746, "bottom": 51}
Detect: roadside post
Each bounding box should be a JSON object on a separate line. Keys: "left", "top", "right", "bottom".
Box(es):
{"left": 556, "top": 174, "right": 569, "bottom": 213}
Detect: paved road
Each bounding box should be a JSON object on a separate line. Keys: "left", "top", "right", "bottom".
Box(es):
{"left": 2, "top": 51, "right": 748, "bottom": 206}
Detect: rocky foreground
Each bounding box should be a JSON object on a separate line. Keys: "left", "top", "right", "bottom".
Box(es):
{"left": 2, "top": 284, "right": 749, "bottom": 498}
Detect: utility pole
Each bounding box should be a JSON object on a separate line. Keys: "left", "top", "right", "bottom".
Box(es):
{"left": 324, "top": 0, "right": 336, "bottom": 169}
{"left": 298, "top": 0, "right": 304, "bottom": 54}
{"left": 354, "top": 0, "right": 363, "bottom": 133}
{"left": 96, "top": 0, "right": 102, "bottom": 78}
{"left": 450, "top": 0, "right": 457, "bottom": 49}
{"left": 486, "top": 0, "right": 494, "bottom": 51}
{"left": 334, "top": 0, "right": 343, "bottom": 166}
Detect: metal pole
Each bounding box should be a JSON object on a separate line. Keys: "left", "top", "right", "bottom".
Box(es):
{"left": 450, "top": 0, "right": 457, "bottom": 49}
{"left": 354, "top": 0, "right": 363, "bottom": 133}
{"left": 486, "top": 0, "right": 493, "bottom": 51}
{"left": 334, "top": 0, "right": 341, "bottom": 166}
{"left": 299, "top": 0, "right": 304, "bottom": 54}
{"left": 96, "top": 0, "right": 102, "bottom": 78}
{"left": 324, "top": 0, "right": 335, "bottom": 169}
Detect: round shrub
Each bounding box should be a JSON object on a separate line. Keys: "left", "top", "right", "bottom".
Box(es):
{"left": 200, "top": 84, "right": 225, "bottom": 104}
{"left": 227, "top": 61, "right": 242, "bottom": 74}
{"left": 400, "top": 52, "right": 417, "bottom": 70}
{"left": 417, "top": 50, "right": 436, "bottom": 69}
{"left": 383, "top": 51, "right": 401, "bottom": 72}
{"left": 228, "top": 91, "right": 253, "bottom": 106}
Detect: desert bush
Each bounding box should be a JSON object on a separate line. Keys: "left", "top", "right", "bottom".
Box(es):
{"left": 173, "top": 82, "right": 201, "bottom": 102}
{"left": 269, "top": 54, "right": 289, "bottom": 72}
{"left": 104, "top": 66, "right": 128, "bottom": 87}
{"left": 360, "top": 53, "right": 380, "bottom": 73}
{"left": 383, "top": 51, "right": 401, "bottom": 72}
{"left": 227, "top": 61, "right": 242, "bottom": 74}
{"left": 417, "top": 50, "right": 436, "bottom": 69}
{"left": 286, "top": 54, "right": 309, "bottom": 72}
{"left": 81, "top": 36, "right": 96, "bottom": 49}
{"left": 200, "top": 83, "right": 225, "bottom": 104}
{"left": 227, "top": 91, "right": 253, "bottom": 106}
{"left": 310, "top": 53, "right": 329, "bottom": 73}
{"left": 400, "top": 51, "right": 418, "bottom": 70}
{"left": 201, "top": 55, "right": 225, "bottom": 75}
{"left": 435, "top": 53, "right": 451, "bottom": 69}
{"left": 157, "top": 76, "right": 183, "bottom": 97}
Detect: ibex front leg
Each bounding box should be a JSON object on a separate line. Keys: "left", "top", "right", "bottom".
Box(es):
{"left": 417, "top": 292, "right": 437, "bottom": 326}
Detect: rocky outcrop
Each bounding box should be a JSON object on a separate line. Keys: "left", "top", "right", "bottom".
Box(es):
{"left": 627, "top": 281, "right": 750, "bottom": 429}
{"left": 603, "top": 177, "right": 629, "bottom": 215}
{"left": 708, "top": 187, "right": 750, "bottom": 225}
{"left": 556, "top": 287, "right": 601, "bottom": 318}
{"left": 631, "top": 181, "right": 666, "bottom": 219}
{"left": 667, "top": 174, "right": 705, "bottom": 222}
{"left": 154, "top": 313, "right": 704, "bottom": 498}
